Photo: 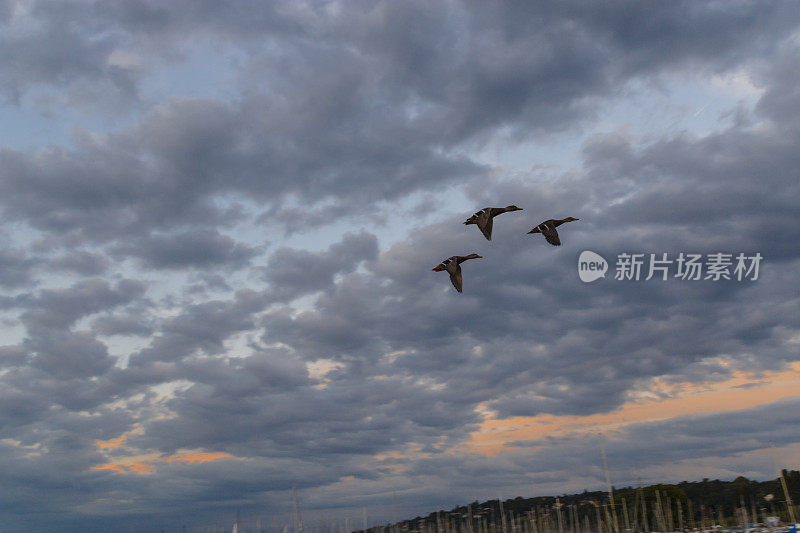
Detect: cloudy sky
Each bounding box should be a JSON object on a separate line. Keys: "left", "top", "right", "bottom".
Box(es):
{"left": 1, "top": 0, "right": 800, "bottom": 531}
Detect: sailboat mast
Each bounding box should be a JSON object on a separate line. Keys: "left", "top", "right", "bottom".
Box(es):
{"left": 499, "top": 496, "right": 509, "bottom": 533}
{"left": 600, "top": 436, "right": 620, "bottom": 533}
{"left": 293, "top": 483, "right": 304, "bottom": 533}
{"left": 779, "top": 470, "right": 797, "bottom": 524}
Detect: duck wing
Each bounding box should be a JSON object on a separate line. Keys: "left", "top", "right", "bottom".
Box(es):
{"left": 477, "top": 216, "right": 493, "bottom": 241}
{"left": 449, "top": 264, "right": 463, "bottom": 293}
{"left": 541, "top": 224, "right": 561, "bottom": 246}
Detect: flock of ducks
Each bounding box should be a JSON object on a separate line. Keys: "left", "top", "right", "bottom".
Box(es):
{"left": 432, "top": 206, "right": 579, "bottom": 293}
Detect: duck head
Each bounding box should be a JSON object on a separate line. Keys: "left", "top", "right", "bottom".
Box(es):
{"left": 563, "top": 216, "right": 579, "bottom": 222}
{"left": 505, "top": 205, "right": 523, "bottom": 211}
{"left": 432, "top": 258, "right": 452, "bottom": 271}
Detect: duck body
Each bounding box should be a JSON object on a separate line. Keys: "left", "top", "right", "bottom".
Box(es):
{"left": 527, "top": 217, "right": 579, "bottom": 246}
{"left": 432, "top": 253, "right": 482, "bottom": 293}
{"left": 464, "top": 205, "right": 523, "bottom": 240}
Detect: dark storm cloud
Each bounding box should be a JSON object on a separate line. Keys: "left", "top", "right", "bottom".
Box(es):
{"left": 2, "top": 1, "right": 798, "bottom": 241}
{"left": 0, "top": 401, "right": 140, "bottom": 530}
{"left": 0, "top": 89, "right": 478, "bottom": 247}
{"left": 0, "top": 132, "right": 241, "bottom": 243}
{"left": 136, "top": 351, "right": 480, "bottom": 462}
{"left": 579, "top": 128, "right": 800, "bottom": 260}
{"left": 2, "top": 0, "right": 795, "bottom": 120}
{"left": 386, "top": 399, "right": 800, "bottom": 512}
{"left": 0, "top": 279, "right": 150, "bottom": 429}
{"left": 1, "top": 1, "right": 800, "bottom": 531}
{"left": 608, "top": 398, "right": 800, "bottom": 466}
{"left": 258, "top": 81, "right": 800, "bottom": 422}
{"left": 496, "top": 398, "right": 800, "bottom": 484}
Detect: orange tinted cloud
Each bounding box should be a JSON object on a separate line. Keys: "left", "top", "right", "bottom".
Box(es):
{"left": 162, "top": 452, "right": 233, "bottom": 464}
{"left": 465, "top": 363, "right": 800, "bottom": 456}
{"left": 94, "top": 426, "right": 145, "bottom": 451}
{"left": 95, "top": 435, "right": 127, "bottom": 450}
{"left": 92, "top": 449, "right": 235, "bottom": 475}
{"left": 92, "top": 461, "right": 155, "bottom": 474}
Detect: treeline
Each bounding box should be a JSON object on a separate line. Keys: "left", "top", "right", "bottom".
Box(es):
{"left": 363, "top": 470, "right": 800, "bottom": 533}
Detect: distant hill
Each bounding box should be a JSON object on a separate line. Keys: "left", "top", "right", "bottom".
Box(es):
{"left": 364, "top": 470, "right": 800, "bottom": 533}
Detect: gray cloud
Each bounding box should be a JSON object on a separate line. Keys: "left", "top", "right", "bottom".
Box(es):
{"left": 125, "top": 289, "right": 269, "bottom": 370}
{"left": 18, "top": 278, "right": 146, "bottom": 332}
{"left": 44, "top": 249, "right": 110, "bottom": 276}
{"left": 0, "top": 1, "right": 799, "bottom": 531}
{"left": 0, "top": 344, "right": 27, "bottom": 367}
{"left": 91, "top": 311, "right": 154, "bottom": 337}
{"left": 256, "top": 86, "right": 800, "bottom": 426}
{"left": 0, "top": 245, "right": 36, "bottom": 288}
{"left": 112, "top": 228, "right": 262, "bottom": 270}
{"left": 27, "top": 330, "right": 114, "bottom": 379}
{"left": 2, "top": 1, "right": 796, "bottom": 243}
{"left": 0, "top": 1, "right": 139, "bottom": 107}
{"left": 265, "top": 230, "right": 379, "bottom": 301}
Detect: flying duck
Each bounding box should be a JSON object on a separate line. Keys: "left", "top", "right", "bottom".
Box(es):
{"left": 463, "top": 205, "right": 523, "bottom": 241}
{"left": 432, "top": 254, "right": 482, "bottom": 293}
{"left": 527, "top": 217, "right": 579, "bottom": 246}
